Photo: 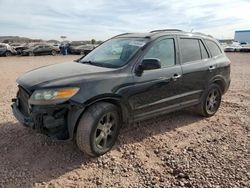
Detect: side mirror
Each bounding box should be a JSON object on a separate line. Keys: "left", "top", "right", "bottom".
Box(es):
{"left": 136, "top": 58, "right": 161, "bottom": 75}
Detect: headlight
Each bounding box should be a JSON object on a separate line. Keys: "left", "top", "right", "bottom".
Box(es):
{"left": 29, "top": 87, "right": 79, "bottom": 105}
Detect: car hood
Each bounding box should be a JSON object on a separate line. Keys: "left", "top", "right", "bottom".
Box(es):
{"left": 17, "top": 62, "right": 114, "bottom": 90}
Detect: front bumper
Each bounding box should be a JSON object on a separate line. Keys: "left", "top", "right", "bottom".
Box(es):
{"left": 11, "top": 99, "right": 70, "bottom": 140}
{"left": 12, "top": 102, "right": 33, "bottom": 127}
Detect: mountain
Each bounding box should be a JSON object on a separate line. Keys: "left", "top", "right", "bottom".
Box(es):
{"left": 0, "top": 36, "right": 43, "bottom": 43}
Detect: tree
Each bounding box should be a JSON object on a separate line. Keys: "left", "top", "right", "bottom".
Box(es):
{"left": 60, "top": 36, "right": 67, "bottom": 41}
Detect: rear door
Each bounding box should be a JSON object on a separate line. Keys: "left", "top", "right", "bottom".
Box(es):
{"left": 34, "top": 46, "right": 44, "bottom": 55}
{"left": 178, "top": 37, "right": 213, "bottom": 105}
{"left": 204, "top": 39, "right": 229, "bottom": 80}
{"left": 44, "top": 45, "right": 52, "bottom": 55}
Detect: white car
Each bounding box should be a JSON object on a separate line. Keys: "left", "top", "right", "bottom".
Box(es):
{"left": 224, "top": 43, "right": 242, "bottom": 52}
{"left": 240, "top": 44, "right": 250, "bottom": 52}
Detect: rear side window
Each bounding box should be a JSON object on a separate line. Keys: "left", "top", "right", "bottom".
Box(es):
{"left": 180, "top": 39, "right": 202, "bottom": 63}
{"left": 199, "top": 40, "right": 209, "bottom": 59}
{"left": 144, "top": 38, "right": 175, "bottom": 68}
{"left": 205, "top": 40, "right": 222, "bottom": 57}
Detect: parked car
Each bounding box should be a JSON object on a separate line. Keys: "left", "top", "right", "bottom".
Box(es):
{"left": 0, "top": 43, "right": 17, "bottom": 56}
{"left": 240, "top": 44, "right": 250, "bottom": 52}
{"left": 47, "top": 43, "right": 60, "bottom": 51}
{"left": 224, "top": 42, "right": 242, "bottom": 52}
{"left": 22, "top": 44, "right": 59, "bottom": 56}
{"left": 12, "top": 30, "right": 231, "bottom": 157}
{"left": 70, "top": 44, "right": 95, "bottom": 55}
{"left": 12, "top": 44, "right": 29, "bottom": 55}
{"left": 9, "top": 43, "right": 22, "bottom": 47}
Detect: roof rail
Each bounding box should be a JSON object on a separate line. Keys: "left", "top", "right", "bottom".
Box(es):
{"left": 112, "top": 33, "right": 133, "bottom": 38}
{"left": 192, "top": 32, "right": 214, "bottom": 38}
{"left": 150, "top": 29, "right": 183, "bottom": 33}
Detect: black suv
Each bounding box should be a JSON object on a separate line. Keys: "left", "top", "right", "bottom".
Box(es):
{"left": 12, "top": 30, "right": 231, "bottom": 157}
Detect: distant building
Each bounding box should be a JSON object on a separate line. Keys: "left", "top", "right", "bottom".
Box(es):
{"left": 218, "top": 39, "right": 234, "bottom": 45}
{"left": 234, "top": 30, "right": 250, "bottom": 43}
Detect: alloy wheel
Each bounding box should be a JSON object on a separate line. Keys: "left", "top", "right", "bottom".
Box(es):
{"left": 206, "top": 88, "right": 220, "bottom": 114}
{"left": 95, "top": 112, "right": 117, "bottom": 150}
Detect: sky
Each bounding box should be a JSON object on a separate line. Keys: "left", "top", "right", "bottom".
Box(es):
{"left": 0, "top": 0, "right": 250, "bottom": 41}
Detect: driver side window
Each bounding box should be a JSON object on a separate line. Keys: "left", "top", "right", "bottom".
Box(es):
{"left": 144, "top": 38, "right": 175, "bottom": 68}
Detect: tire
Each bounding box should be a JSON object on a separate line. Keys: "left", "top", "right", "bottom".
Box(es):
{"left": 51, "top": 50, "right": 57, "bottom": 56}
{"left": 197, "top": 84, "right": 222, "bottom": 117}
{"left": 17, "top": 49, "right": 22, "bottom": 54}
{"left": 29, "top": 52, "right": 34, "bottom": 56}
{"left": 76, "top": 102, "right": 121, "bottom": 157}
{"left": 5, "top": 51, "right": 12, "bottom": 57}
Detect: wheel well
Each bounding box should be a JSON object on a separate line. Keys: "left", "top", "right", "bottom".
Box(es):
{"left": 99, "top": 99, "right": 124, "bottom": 120}
{"left": 73, "top": 98, "right": 128, "bottom": 135}
{"left": 213, "top": 80, "right": 225, "bottom": 93}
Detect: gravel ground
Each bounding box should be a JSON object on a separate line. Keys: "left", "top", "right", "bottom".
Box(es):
{"left": 0, "top": 54, "right": 249, "bottom": 188}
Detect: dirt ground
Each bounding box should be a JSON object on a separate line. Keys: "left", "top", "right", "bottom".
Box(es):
{"left": 0, "top": 54, "right": 249, "bottom": 188}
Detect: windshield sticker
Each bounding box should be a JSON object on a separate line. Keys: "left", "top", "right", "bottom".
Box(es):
{"left": 129, "top": 41, "right": 146, "bottom": 47}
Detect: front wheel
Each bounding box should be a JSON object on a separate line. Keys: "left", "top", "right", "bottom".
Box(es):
{"left": 76, "top": 102, "right": 121, "bottom": 157}
{"left": 197, "top": 84, "right": 222, "bottom": 117}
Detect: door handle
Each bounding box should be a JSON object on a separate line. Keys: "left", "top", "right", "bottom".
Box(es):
{"left": 172, "top": 74, "right": 182, "bottom": 81}
{"left": 208, "top": 66, "right": 216, "bottom": 71}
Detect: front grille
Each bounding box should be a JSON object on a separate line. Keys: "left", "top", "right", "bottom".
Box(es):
{"left": 17, "top": 86, "right": 30, "bottom": 116}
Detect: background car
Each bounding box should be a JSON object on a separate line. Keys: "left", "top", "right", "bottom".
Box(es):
{"left": 224, "top": 42, "right": 242, "bottom": 52}
{"left": 22, "top": 44, "right": 59, "bottom": 56}
{"left": 0, "top": 43, "right": 17, "bottom": 56}
{"left": 240, "top": 44, "right": 250, "bottom": 52}
{"left": 11, "top": 43, "right": 29, "bottom": 55}
{"left": 70, "top": 44, "right": 95, "bottom": 55}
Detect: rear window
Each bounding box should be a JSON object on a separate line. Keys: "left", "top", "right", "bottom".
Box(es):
{"left": 205, "top": 40, "right": 222, "bottom": 57}
{"left": 199, "top": 40, "right": 209, "bottom": 59}
{"left": 180, "top": 38, "right": 209, "bottom": 63}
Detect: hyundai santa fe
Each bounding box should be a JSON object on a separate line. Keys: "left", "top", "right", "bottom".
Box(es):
{"left": 12, "top": 29, "right": 231, "bottom": 157}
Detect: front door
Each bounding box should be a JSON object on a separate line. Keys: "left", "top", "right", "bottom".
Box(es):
{"left": 128, "top": 37, "right": 184, "bottom": 121}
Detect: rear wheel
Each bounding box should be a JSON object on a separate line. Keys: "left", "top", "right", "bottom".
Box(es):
{"left": 76, "top": 102, "right": 121, "bottom": 157}
{"left": 197, "top": 84, "right": 222, "bottom": 117}
{"left": 5, "top": 51, "right": 12, "bottom": 57}
{"left": 51, "top": 50, "right": 57, "bottom": 56}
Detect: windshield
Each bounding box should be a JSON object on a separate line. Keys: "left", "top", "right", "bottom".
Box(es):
{"left": 80, "top": 38, "right": 148, "bottom": 68}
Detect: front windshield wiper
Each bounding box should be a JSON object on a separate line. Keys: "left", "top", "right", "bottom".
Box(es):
{"left": 80, "top": 60, "right": 116, "bottom": 68}
{"left": 81, "top": 60, "right": 95, "bottom": 65}
{"left": 81, "top": 60, "right": 107, "bottom": 67}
